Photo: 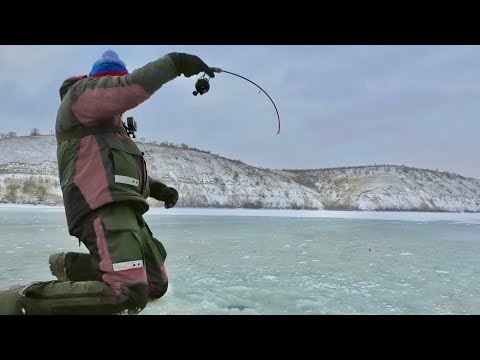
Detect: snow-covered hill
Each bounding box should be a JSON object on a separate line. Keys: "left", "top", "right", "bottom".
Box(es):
{"left": 1, "top": 135, "right": 479, "bottom": 212}
{"left": 285, "top": 166, "right": 480, "bottom": 212}
{"left": 0, "top": 136, "right": 324, "bottom": 209}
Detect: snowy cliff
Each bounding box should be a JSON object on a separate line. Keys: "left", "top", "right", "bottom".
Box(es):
{"left": 285, "top": 166, "right": 480, "bottom": 212}
{"left": 1, "top": 135, "right": 479, "bottom": 212}
{"left": 0, "top": 136, "right": 323, "bottom": 209}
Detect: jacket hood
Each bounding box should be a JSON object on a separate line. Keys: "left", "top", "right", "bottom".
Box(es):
{"left": 59, "top": 75, "right": 87, "bottom": 100}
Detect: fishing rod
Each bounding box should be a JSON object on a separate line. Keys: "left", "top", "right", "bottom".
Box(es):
{"left": 192, "top": 67, "right": 281, "bottom": 135}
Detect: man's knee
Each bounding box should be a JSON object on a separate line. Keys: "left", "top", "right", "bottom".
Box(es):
{"left": 148, "top": 263, "right": 169, "bottom": 299}
{"left": 126, "top": 284, "right": 149, "bottom": 312}
{"left": 149, "top": 281, "right": 168, "bottom": 300}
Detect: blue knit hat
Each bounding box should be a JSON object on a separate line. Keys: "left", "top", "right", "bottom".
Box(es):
{"left": 89, "top": 50, "right": 129, "bottom": 77}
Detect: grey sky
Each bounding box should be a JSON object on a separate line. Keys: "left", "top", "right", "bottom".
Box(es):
{"left": 1, "top": 45, "right": 479, "bottom": 179}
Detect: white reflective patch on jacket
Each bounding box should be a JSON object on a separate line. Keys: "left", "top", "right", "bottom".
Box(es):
{"left": 112, "top": 260, "right": 144, "bottom": 271}
{"left": 115, "top": 175, "right": 139, "bottom": 187}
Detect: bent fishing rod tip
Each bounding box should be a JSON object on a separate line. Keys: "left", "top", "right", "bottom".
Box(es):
{"left": 205, "top": 67, "right": 281, "bottom": 135}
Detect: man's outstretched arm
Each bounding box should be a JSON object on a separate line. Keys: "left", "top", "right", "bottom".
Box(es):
{"left": 71, "top": 53, "right": 215, "bottom": 123}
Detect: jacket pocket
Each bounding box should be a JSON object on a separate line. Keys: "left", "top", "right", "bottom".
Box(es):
{"left": 93, "top": 206, "right": 145, "bottom": 267}
{"left": 106, "top": 137, "right": 145, "bottom": 193}
{"left": 110, "top": 148, "right": 142, "bottom": 190}
{"left": 101, "top": 205, "right": 140, "bottom": 232}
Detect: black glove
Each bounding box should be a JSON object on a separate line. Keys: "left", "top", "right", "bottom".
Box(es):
{"left": 168, "top": 52, "right": 215, "bottom": 78}
{"left": 163, "top": 187, "right": 179, "bottom": 209}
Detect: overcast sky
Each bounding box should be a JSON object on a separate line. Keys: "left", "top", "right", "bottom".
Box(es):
{"left": 1, "top": 45, "right": 479, "bottom": 179}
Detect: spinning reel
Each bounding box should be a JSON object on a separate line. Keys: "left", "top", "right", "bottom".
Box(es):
{"left": 192, "top": 74, "right": 211, "bottom": 96}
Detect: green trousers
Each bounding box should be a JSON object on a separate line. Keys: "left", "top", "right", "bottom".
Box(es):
{"left": 20, "top": 203, "right": 168, "bottom": 315}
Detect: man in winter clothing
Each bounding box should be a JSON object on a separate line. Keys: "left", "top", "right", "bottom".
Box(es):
{"left": 0, "top": 49, "right": 215, "bottom": 315}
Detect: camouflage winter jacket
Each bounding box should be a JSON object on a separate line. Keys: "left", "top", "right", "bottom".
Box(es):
{"left": 56, "top": 54, "right": 178, "bottom": 233}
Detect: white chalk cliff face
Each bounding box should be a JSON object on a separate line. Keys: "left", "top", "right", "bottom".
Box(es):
{"left": 1, "top": 135, "right": 479, "bottom": 212}
{"left": 285, "top": 166, "right": 480, "bottom": 212}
